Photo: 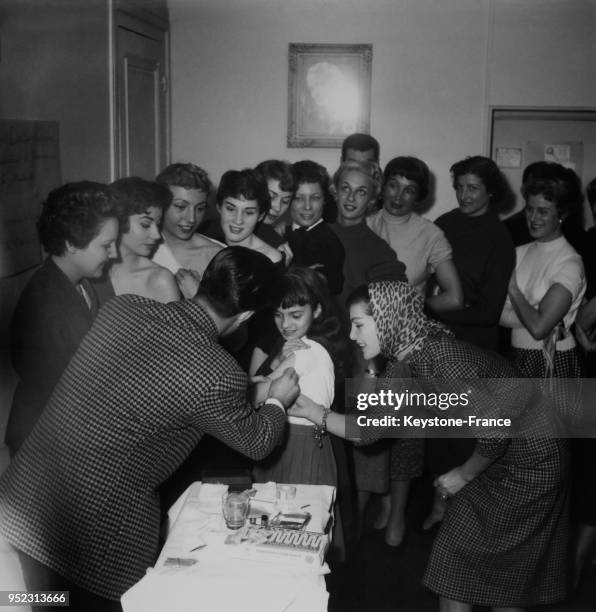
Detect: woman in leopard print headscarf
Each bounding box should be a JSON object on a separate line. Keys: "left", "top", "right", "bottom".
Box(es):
{"left": 289, "top": 279, "right": 569, "bottom": 611}
{"left": 368, "top": 280, "right": 448, "bottom": 361}
{"left": 361, "top": 281, "right": 451, "bottom": 545}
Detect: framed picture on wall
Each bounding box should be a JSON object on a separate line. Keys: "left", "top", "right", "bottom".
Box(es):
{"left": 287, "top": 43, "right": 373, "bottom": 148}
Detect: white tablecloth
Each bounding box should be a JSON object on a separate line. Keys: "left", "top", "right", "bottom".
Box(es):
{"left": 121, "top": 482, "right": 335, "bottom": 612}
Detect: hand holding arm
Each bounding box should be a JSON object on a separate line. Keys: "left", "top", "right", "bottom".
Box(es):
{"left": 278, "top": 242, "right": 293, "bottom": 267}
{"left": 287, "top": 394, "right": 347, "bottom": 439}
{"left": 434, "top": 449, "right": 495, "bottom": 497}
{"left": 267, "top": 367, "right": 300, "bottom": 408}
{"left": 269, "top": 338, "right": 309, "bottom": 371}
{"left": 507, "top": 275, "right": 571, "bottom": 340}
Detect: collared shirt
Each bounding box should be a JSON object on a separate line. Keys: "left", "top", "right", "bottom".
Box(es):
{"left": 0, "top": 295, "right": 286, "bottom": 599}
{"left": 291, "top": 218, "right": 324, "bottom": 233}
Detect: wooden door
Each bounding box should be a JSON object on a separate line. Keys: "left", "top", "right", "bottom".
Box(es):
{"left": 115, "top": 12, "right": 169, "bottom": 179}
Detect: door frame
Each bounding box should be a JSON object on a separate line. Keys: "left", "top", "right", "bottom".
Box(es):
{"left": 109, "top": 2, "right": 170, "bottom": 181}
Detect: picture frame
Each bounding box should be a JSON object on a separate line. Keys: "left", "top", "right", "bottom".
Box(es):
{"left": 287, "top": 43, "right": 373, "bottom": 148}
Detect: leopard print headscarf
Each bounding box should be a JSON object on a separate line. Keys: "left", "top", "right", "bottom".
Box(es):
{"left": 369, "top": 281, "right": 448, "bottom": 362}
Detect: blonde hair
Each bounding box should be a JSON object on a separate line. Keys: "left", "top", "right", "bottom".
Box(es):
{"left": 332, "top": 159, "right": 383, "bottom": 199}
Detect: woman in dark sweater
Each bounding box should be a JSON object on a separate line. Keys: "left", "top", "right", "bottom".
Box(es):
{"left": 435, "top": 156, "right": 515, "bottom": 352}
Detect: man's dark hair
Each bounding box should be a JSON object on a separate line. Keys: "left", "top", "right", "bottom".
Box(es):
{"left": 38, "top": 181, "right": 116, "bottom": 256}
{"left": 341, "top": 133, "right": 380, "bottom": 162}
{"left": 197, "top": 246, "right": 281, "bottom": 317}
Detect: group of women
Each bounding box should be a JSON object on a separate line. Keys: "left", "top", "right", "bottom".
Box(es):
{"left": 7, "top": 146, "right": 596, "bottom": 611}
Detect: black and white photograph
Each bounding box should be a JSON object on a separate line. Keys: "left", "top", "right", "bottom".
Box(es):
{"left": 1, "top": 1, "right": 596, "bottom": 611}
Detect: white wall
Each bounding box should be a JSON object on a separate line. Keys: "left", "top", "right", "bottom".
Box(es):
{"left": 168, "top": 0, "right": 596, "bottom": 217}
{"left": 0, "top": 0, "right": 111, "bottom": 441}
{"left": 0, "top": 0, "right": 112, "bottom": 183}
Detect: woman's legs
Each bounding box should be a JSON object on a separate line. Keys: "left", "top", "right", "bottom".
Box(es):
{"left": 373, "top": 493, "right": 391, "bottom": 530}
{"left": 384, "top": 479, "right": 410, "bottom": 546}
{"left": 572, "top": 523, "right": 596, "bottom": 588}
{"left": 423, "top": 487, "right": 447, "bottom": 530}
{"left": 356, "top": 490, "right": 371, "bottom": 539}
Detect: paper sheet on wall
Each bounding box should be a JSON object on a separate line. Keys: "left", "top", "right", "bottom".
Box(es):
{"left": 526, "top": 140, "right": 583, "bottom": 176}
{"left": 0, "top": 120, "right": 61, "bottom": 277}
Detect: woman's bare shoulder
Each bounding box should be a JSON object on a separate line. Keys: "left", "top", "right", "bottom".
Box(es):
{"left": 145, "top": 263, "right": 180, "bottom": 302}
{"left": 191, "top": 233, "right": 226, "bottom": 250}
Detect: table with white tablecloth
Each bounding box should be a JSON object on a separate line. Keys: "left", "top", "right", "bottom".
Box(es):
{"left": 121, "top": 481, "right": 335, "bottom": 612}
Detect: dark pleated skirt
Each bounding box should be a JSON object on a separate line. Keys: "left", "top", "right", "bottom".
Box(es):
{"left": 252, "top": 423, "right": 345, "bottom": 559}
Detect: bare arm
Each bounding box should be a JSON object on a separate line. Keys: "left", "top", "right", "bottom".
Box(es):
{"left": 499, "top": 296, "right": 523, "bottom": 329}
{"left": 249, "top": 347, "right": 268, "bottom": 378}
{"left": 507, "top": 274, "right": 572, "bottom": 340}
{"left": 152, "top": 268, "right": 181, "bottom": 303}
{"left": 288, "top": 394, "right": 349, "bottom": 440}
{"left": 426, "top": 259, "right": 464, "bottom": 313}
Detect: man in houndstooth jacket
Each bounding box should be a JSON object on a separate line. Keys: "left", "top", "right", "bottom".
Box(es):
{"left": 0, "top": 247, "right": 299, "bottom": 611}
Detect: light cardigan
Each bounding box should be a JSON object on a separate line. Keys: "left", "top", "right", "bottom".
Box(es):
{"left": 501, "top": 235, "right": 586, "bottom": 350}
{"left": 367, "top": 210, "right": 452, "bottom": 293}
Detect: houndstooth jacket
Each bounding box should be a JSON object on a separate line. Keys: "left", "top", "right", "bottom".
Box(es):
{"left": 0, "top": 295, "right": 286, "bottom": 599}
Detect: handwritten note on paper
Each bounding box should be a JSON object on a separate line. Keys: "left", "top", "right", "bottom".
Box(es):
{"left": 0, "top": 120, "right": 61, "bottom": 277}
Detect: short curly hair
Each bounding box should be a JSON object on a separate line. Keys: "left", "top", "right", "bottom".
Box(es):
{"left": 255, "top": 159, "right": 296, "bottom": 193}
{"left": 291, "top": 160, "right": 337, "bottom": 222}
{"left": 450, "top": 156, "right": 508, "bottom": 205}
{"left": 38, "top": 181, "right": 117, "bottom": 256}
{"left": 156, "top": 162, "right": 212, "bottom": 194}
{"left": 110, "top": 177, "right": 172, "bottom": 234}
{"left": 521, "top": 161, "right": 583, "bottom": 219}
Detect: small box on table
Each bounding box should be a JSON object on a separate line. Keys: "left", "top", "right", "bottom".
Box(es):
{"left": 225, "top": 525, "right": 328, "bottom": 567}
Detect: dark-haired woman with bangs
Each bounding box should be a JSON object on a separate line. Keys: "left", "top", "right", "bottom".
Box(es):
{"left": 251, "top": 265, "right": 345, "bottom": 487}
{"left": 93, "top": 177, "right": 180, "bottom": 305}
{"left": 6, "top": 182, "right": 118, "bottom": 456}
{"left": 216, "top": 168, "right": 283, "bottom": 264}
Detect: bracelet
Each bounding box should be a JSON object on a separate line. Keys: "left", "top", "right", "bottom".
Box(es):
{"left": 313, "top": 407, "right": 331, "bottom": 448}
{"left": 364, "top": 368, "right": 379, "bottom": 377}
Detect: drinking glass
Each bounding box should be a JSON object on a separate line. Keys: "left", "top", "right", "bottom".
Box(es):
{"left": 222, "top": 491, "right": 250, "bottom": 529}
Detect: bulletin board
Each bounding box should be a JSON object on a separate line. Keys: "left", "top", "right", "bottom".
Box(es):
{"left": 0, "top": 120, "right": 61, "bottom": 277}
{"left": 489, "top": 107, "right": 596, "bottom": 218}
